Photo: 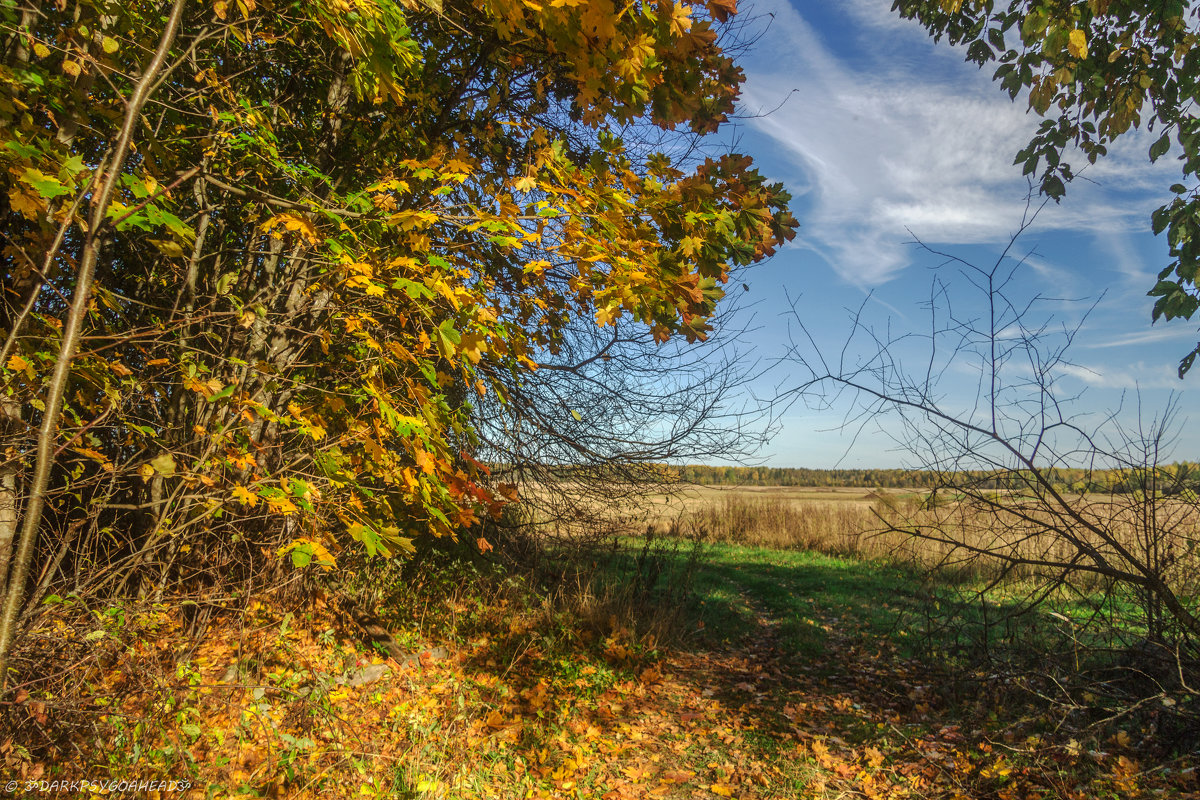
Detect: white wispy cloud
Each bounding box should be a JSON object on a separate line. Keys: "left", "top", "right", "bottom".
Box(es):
{"left": 1057, "top": 361, "right": 1179, "bottom": 389}
{"left": 738, "top": 0, "right": 1169, "bottom": 287}
{"left": 1081, "top": 324, "right": 1200, "bottom": 350}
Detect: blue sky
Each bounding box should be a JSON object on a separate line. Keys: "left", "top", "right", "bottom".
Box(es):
{"left": 715, "top": 0, "right": 1200, "bottom": 468}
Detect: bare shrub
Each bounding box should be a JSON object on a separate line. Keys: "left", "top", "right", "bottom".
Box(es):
{"left": 778, "top": 206, "right": 1200, "bottom": 710}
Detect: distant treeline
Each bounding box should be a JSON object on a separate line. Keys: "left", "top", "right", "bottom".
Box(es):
{"left": 672, "top": 463, "right": 1200, "bottom": 494}
{"left": 675, "top": 465, "right": 933, "bottom": 488}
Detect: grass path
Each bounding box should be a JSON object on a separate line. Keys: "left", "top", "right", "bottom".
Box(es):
{"left": 353, "top": 543, "right": 1195, "bottom": 797}
{"left": 534, "top": 541, "right": 1192, "bottom": 799}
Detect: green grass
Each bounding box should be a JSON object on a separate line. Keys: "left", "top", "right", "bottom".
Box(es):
{"left": 686, "top": 543, "right": 921, "bottom": 655}
{"left": 594, "top": 537, "right": 1159, "bottom": 672}
{"left": 594, "top": 538, "right": 957, "bottom": 656}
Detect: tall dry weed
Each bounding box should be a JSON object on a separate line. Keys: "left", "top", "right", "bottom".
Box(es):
{"left": 664, "top": 492, "right": 1200, "bottom": 593}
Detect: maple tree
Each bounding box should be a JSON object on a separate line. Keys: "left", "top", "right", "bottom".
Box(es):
{"left": 893, "top": 0, "right": 1200, "bottom": 375}
{"left": 0, "top": 0, "right": 796, "bottom": 672}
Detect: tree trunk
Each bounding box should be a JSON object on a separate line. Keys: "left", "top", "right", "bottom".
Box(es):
{"left": 0, "top": 396, "right": 19, "bottom": 602}
{"left": 0, "top": 0, "right": 189, "bottom": 686}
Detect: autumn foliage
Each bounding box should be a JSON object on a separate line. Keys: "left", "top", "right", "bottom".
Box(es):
{"left": 0, "top": 0, "right": 795, "bottom": 668}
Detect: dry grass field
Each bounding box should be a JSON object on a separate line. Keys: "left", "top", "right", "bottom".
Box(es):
{"left": 640, "top": 484, "right": 908, "bottom": 558}
{"left": 524, "top": 480, "right": 1200, "bottom": 582}
{"left": 579, "top": 483, "right": 1200, "bottom": 606}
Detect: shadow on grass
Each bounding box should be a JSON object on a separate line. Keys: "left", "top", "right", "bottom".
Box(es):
{"left": 592, "top": 540, "right": 1080, "bottom": 667}
{"left": 384, "top": 540, "right": 1197, "bottom": 798}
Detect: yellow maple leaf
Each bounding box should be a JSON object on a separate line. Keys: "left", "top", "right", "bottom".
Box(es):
{"left": 413, "top": 448, "right": 435, "bottom": 475}
{"left": 708, "top": 782, "right": 734, "bottom": 797}
{"left": 414, "top": 777, "right": 442, "bottom": 792}
{"left": 344, "top": 274, "right": 386, "bottom": 296}
{"left": 262, "top": 212, "right": 319, "bottom": 244}
{"left": 231, "top": 485, "right": 258, "bottom": 507}
{"left": 183, "top": 376, "right": 212, "bottom": 397}
{"left": 811, "top": 738, "right": 834, "bottom": 768}
{"left": 266, "top": 495, "right": 298, "bottom": 515}
{"left": 1068, "top": 29, "right": 1088, "bottom": 59}
{"left": 227, "top": 451, "right": 257, "bottom": 470}
{"left": 387, "top": 209, "right": 438, "bottom": 231}
{"left": 72, "top": 447, "right": 113, "bottom": 471}
{"left": 8, "top": 186, "right": 46, "bottom": 220}
{"left": 668, "top": 1, "right": 692, "bottom": 36}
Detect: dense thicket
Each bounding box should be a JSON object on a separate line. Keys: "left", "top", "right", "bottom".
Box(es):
{"left": 0, "top": 0, "right": 795, "bottom": 673}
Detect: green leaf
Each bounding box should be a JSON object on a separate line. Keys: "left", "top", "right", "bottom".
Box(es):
{"left": 436, "top": 318, "right": 461, "bottom": 356}
{"left": 13, "top": 67, "right": 43, "bottom": 87}
{"left": 4, "top": 141, "right": 42, "bottom": 159}
{"left": 215, "top": 272, "right": 239, "bottom": 295}
{"left": 1150, "top": 132, "right": 1172, "bottom": 163}
{"left": 145, "top": 204, "right": 195, "bottom": 240}
{"left": 21, "top": 168, "right": 71, "bottom": 200}
{"left": 1180, "top": 347, "right": 1199, "bottom": 378}
{"left": 290, "top": 545, "right": 313, "bottom": 568}
{"left": 206, "top": 384, "right": 236, "bottom": 403}
{"left": 150, "top": 453, "right": 177, "bottom": 476}
{"left": 1152, "top": 206, "right": 1172, "bottom": 235}
{"left": 1148, "top": 279, "right": 1181, "bottom": 297}
{"left": 392, "top": 276, "right": 433, "bottom": 299}
{"left": 1042, "top": 174, "right": 1066, "bottom": 200}
{"left": 348, "top": 523, "right": 381, "bottom": 557}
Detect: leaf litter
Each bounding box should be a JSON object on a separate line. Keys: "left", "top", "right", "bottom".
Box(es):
{"left": 4, "top": 562, "right": 1197, "bottom": 799}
